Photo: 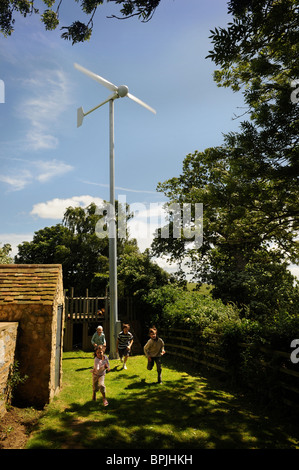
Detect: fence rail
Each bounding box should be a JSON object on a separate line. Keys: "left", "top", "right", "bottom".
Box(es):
{"left": 160, "top": 327, "right": 299, "bottom": 410}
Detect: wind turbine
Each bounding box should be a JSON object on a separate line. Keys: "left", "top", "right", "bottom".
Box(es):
{"left": 74, "top": 62, "right": 156, "bottom": 359}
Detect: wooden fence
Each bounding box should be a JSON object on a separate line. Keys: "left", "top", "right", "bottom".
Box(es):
{"left": 160, "top": 327, "right": 299, "bottom": 411}
{"left": 65, "top": 295, "right": 108, "bottom": 322}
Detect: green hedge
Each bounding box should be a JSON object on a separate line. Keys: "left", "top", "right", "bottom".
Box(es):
{"left": 142, "top": 285, "right": 299, "bottom": 405}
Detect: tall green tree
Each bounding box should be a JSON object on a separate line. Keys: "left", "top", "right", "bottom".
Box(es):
{"left": 151, "top": 0, "right": 299, "bottom": 318}
{"left": 151, "top": 147, "right": 299, "bottom": 317}
{"left": 118, "top": 248, "right": 170, "bottom": 298}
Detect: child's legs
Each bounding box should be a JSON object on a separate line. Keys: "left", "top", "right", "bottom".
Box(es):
{"left": 118, "top": 347, "right": 127, "bottom": 361}
{"left": 93, "top": 374, "right": 100, "bottom": 393}
{"left": 154, "top": 357, "right": 162, "bottom": 382}
{"left": 99, "top": 375, "right": 106, "bottom": 397}
{"left": 123, "top": 347, "right": 130, "bottom": 363}
{"left": 147, "top": 357, "right": 154, "bottom": 370}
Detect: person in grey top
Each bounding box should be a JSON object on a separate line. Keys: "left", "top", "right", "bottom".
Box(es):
{"left": 91, "top": 325, "right": 106, "bottom": 350}
{"left": 144, "top": 326, "right": 165, "bottom": 384}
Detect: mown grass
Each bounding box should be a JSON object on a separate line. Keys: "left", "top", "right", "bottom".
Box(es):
{"left": 25, "top": 351, "right": 299, "bottom": 449}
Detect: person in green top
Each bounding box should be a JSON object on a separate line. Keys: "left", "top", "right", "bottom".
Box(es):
{"left": 91, "top": 325, "right": 106, "bottom": 350}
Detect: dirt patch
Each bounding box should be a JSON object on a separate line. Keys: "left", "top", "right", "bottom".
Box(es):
{"left": 0, "top": 406, "right": 42, "bottom": 449}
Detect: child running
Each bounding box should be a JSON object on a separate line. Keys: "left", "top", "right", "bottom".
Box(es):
{"left": 91, "top": 345, "right": 110, "bottom": 406}
{"left": 116, "top": 323, "right": 134, "bottom": 370}
{"left": 144, "top": 326, "right": 165, "bottom": 384}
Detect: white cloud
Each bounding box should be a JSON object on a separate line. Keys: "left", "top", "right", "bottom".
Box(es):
{"left": 19, "top": 69, "right": 72, "bottom": 151}
{"left": 82, "top": 180, "right": 158, "bottom": 195}
{"left": 0, "top": 158, "right": 73, "bottom": 191}
{"left": 30, "top": 195, "right": 105, "bottom": 220}
{"left": 0, "top": 169, "right": 32, "bottom": 191}
{"left": 33, "top": 159, "right": 73, "bottom": 182}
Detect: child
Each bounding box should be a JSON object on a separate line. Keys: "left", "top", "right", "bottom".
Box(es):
{"left": 116, "top": 323, "right": 133, "bottom": 370}
{"left": 144, "top": 326, "right": 165, "bottom": 384}
{"left": 91, "top": 345, "right": 110, "bottom": 406}
{"left": 91, "top": 325, "right": 106, "bottom": 350}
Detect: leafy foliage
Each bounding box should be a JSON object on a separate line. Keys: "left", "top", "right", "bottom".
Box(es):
{"left": 142, "top": 285, "right": 240, "bottom": 334}
{"left": 207, "top": 0, "right": 299, "bottom": 179}
{"left": 151, "top": 0, "right": 299, "bottom": 319}
{"left": 4, "top": 361, "right": 28, "bottom": 405}
{"left": 0, "top": 0, "right": 161, "bottom": 43}
{"left": 0, "top": 243, "right": 13, "bottom": 264}
{"left": 118, "top": 249, "right": 170, "bottom": 298}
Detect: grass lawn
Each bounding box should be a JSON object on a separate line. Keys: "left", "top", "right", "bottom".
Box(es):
{"left": 25, "top": 351, "right": 299, "bottom": 450}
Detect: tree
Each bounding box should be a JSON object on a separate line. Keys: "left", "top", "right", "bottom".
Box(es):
{"left": 151, "top": 0, "right": 299, "bottom": 318}
{"left": 207, "top": 0, "right": 299, "bottom": 180}
{"left": 117, "top": 248, "right": 170, "bottom": 298}
{"left": 151, "top": 147, "right": 299, "bottom": 316}
{"left": 0, "top": 0, "right": 161, "bottom": 44}
{"left": 0, "top": 243, "right": 13, "bottom": 264}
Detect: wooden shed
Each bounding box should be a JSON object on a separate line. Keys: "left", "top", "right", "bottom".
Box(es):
{"left": 0, "top": 264, "right": 64, "bottom": 408}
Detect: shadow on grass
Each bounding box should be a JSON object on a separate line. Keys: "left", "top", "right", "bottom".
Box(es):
{"left": 27, "top": 364, "right": 299, "bottom": 450}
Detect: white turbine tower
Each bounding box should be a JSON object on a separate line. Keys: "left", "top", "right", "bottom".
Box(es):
{"left": 74, "top": 62, "right": 156, "bottom": 359}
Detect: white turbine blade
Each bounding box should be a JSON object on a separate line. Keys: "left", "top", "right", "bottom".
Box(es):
{"left": 74, "top": 63, "right": 118, "bottom": 93}
{"left": 127, "top": 93, "right": 156, "bottom": 114}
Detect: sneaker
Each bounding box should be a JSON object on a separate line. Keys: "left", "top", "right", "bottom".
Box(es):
{"left": 123, "top": 364, "right": 127, "bottom": 370}
{"left": 103, "top": 399, "right": 109, "bottom": 406}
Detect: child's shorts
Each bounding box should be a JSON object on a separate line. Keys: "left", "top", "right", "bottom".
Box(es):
{"left": 118, "top": 347, "right": 130, "bottom": 358}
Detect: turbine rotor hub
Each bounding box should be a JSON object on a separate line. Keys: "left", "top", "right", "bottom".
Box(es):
{"left": 117, "top": 85, "right": 129, "bottom": 98}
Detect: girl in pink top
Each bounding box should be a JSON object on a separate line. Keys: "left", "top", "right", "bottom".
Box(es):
{"left": 92, "top": 345, "right": 110, "bottom": 406}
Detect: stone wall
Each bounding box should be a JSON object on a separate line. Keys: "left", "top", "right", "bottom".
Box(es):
{"left": 0, "top": 264, "right": 65, "bottom": 408}
{"left": 0, "top": 304, "right": 53, "bottom": 407}
{"left": 0, "top": 322, "right": 18, "bottom": 417}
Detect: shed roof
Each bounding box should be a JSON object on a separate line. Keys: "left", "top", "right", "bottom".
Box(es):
{"left": 0, "top": 264, "right": 62, "bottom": 305}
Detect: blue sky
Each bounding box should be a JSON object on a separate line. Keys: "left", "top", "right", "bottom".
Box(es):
{"left": 1, "top": 0, "right": 297, "bottom": 277}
